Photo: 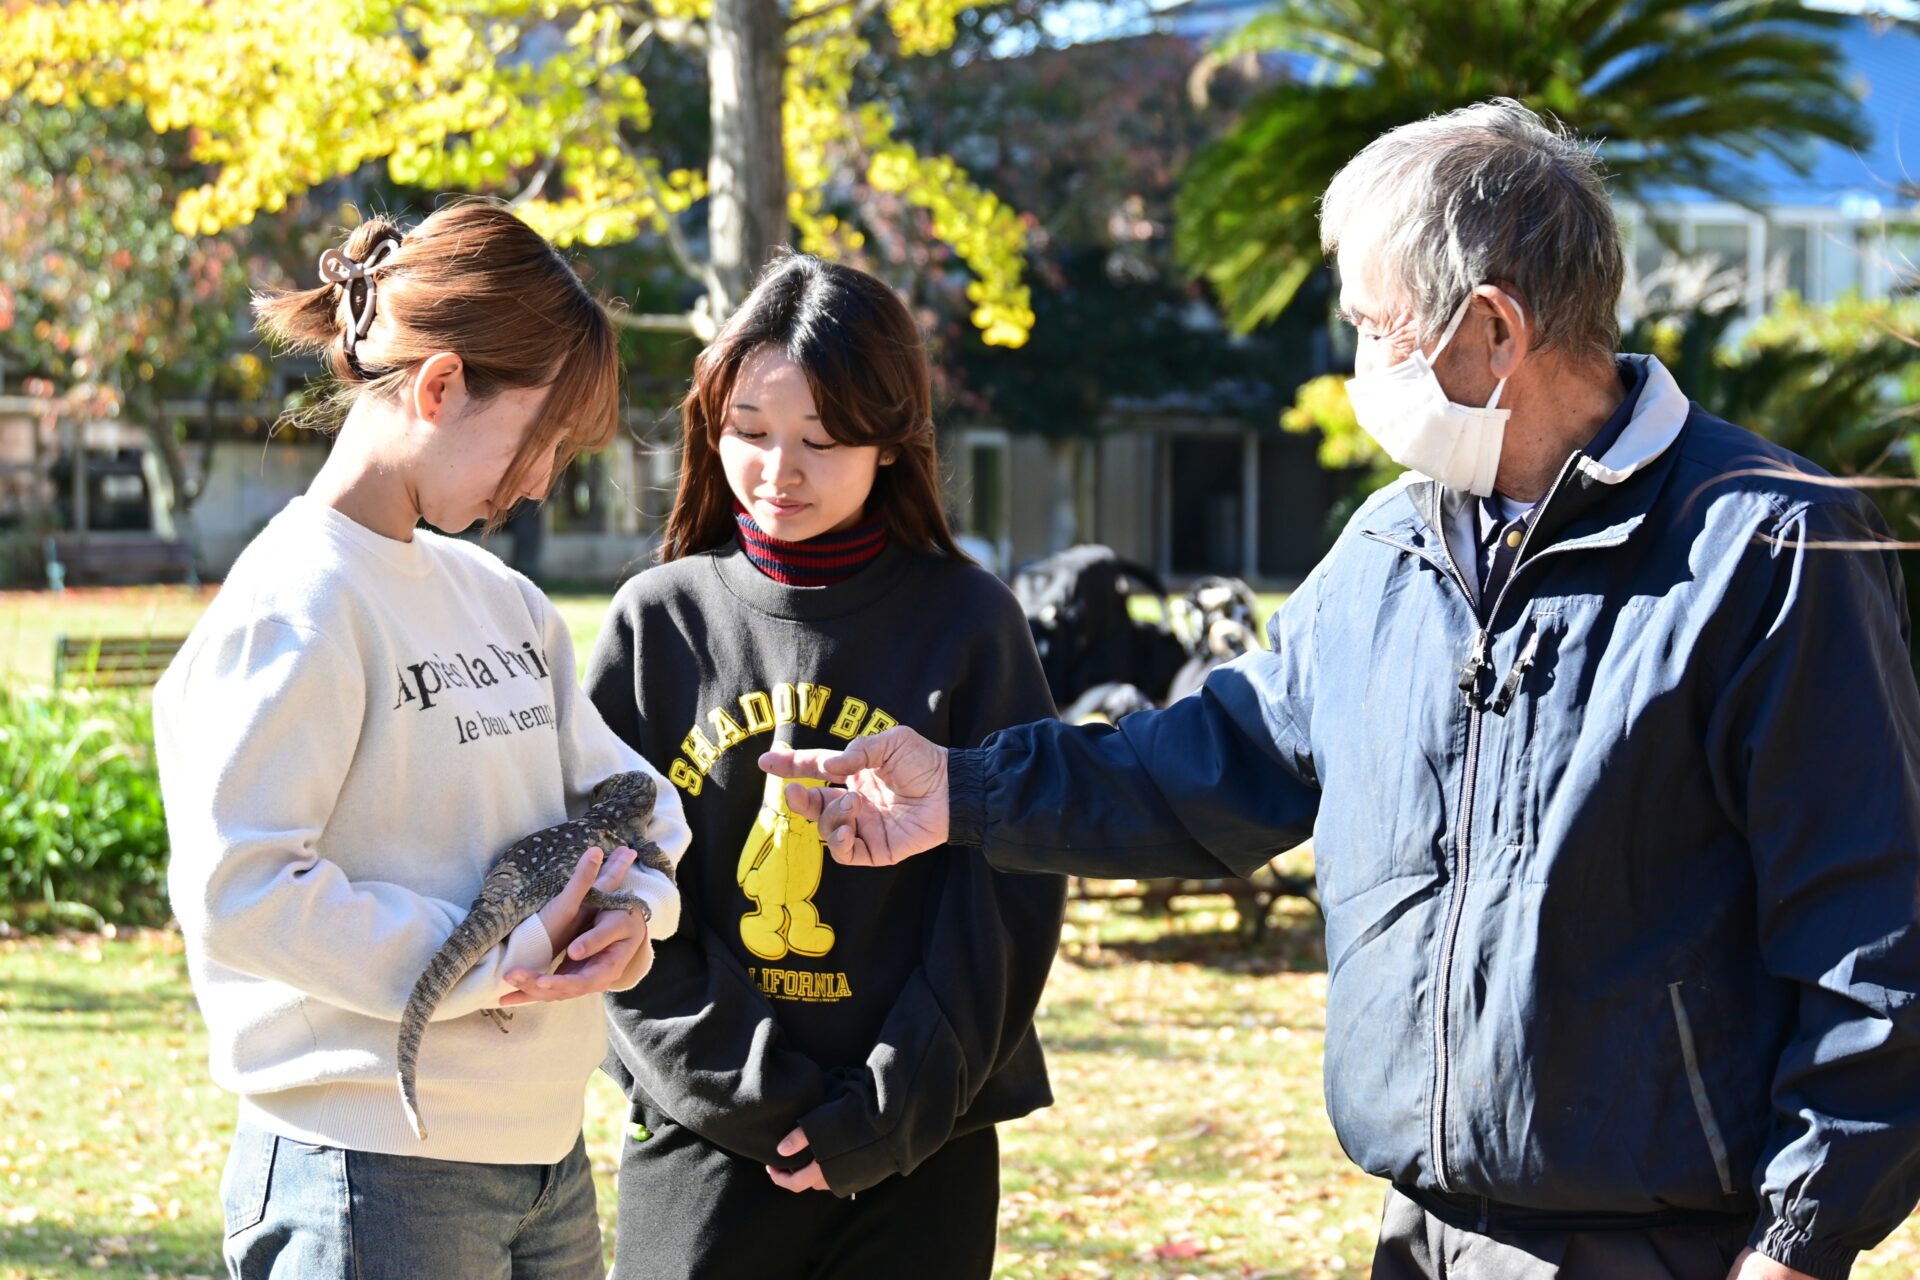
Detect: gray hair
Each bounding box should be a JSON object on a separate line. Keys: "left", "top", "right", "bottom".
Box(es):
{"left": 1320, "top": 98, "right": 1624, "bottom": 361}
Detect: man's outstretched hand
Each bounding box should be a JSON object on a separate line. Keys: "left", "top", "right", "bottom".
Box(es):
{"left": 760, "top": 727, "right": 951, "bottom": 867}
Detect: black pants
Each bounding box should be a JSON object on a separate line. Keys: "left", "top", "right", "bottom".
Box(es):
{"left": 610, "top": 1108, "right": 1000, "bottom": 1280}
{"left": 1371, "top": 1187, "right": 1752, "bottom": 1280}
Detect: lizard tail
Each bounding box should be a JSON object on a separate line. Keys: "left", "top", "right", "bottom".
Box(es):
{"left": 396, "top": 900, "right": 518, "bottom": 1141}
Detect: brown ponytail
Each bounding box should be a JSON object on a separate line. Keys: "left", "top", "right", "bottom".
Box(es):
{"left": 253, "top": 200, "right": 620, "bottom": 531}
{"left": 661, "top": 252, "right": 967, "bottom": 563}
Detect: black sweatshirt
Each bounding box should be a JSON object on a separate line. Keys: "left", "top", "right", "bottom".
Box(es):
{"left": 584, "top": 540, "right": 1065, "bottom": 1195}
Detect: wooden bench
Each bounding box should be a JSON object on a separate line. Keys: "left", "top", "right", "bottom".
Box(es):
{"left": 1073, "top": 859, "right": 1321, "bottom": 941}
{"left": 52, "top": 634, "right": 187, "bottom": 691}
{"left": 44, "top": 534, "right": 198, "bottom": 589}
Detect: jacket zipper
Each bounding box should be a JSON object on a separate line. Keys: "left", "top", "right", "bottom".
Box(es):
{"left": 1432, "top": 514, "right": 1491, "bottom": 1194}
{"left": 1429, "top": 694, "right": 1483, "bottom": 1193}
{"left": 1359, "top": 515, "right": 1575, "bottom": 1193}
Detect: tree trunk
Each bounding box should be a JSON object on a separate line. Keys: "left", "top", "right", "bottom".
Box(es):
{"left": 1047, "top": 435, "right": 1082, "bottom": 553}
{"left": 136, "top": 399, "right": 204, "bottom": 574}
{"left": 707, "top": 0, "right": 787, "bottom": 320}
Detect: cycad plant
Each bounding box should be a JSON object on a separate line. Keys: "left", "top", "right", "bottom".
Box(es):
{"left": 1177, "top": 0, "right": 1867, "bottom": 332}
{"left": 1625, "top": 261, "right": 1919, "bottom": 491}
{"left": 1626, "top": 273, "right": 1920, "bottom": 640}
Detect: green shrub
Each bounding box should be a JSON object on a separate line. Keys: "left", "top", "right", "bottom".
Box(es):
{"left": 0, "top": 684, "right": 171, "bottom": 929}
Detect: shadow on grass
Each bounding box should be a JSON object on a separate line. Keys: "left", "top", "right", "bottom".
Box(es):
{"left": 1069, "top": 910, "right": 1328, "bottom": 976}
{"left": 1041, "top": 1028, "right": 1203, "bottom": 1060}
{"left": 0, "top": 1218, "right": 221, "bottom": 1279}
{"left": 5, "top": 974, "right": 197, "bottom": 1028}
{"left": 1035, "top": 994, "right": 1227, "bottom": 1060}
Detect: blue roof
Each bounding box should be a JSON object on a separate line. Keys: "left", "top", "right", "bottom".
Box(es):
{"left": 1636, "top": 18, "right": 1920, "bottom": 210}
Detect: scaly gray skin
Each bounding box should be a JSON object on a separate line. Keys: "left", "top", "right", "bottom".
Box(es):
{"left": 396, "top": 770, "right": 669, "bottom": 1139}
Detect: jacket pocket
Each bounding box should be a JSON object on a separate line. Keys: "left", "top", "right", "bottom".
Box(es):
{"left": 220, "top": 1128, "right": 276, "bottom": 1239}
{"left": 1668, "top": 982, "right": 1737, "bottom": 1196}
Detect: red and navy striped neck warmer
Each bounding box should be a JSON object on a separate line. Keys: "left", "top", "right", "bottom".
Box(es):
{"left": 733, "top": 502, "right": 890, "bottom": 586}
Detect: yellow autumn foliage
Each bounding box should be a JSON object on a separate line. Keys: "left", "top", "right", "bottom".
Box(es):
{"left": 1, "top": 0, "right": 1031, "bottom": 345}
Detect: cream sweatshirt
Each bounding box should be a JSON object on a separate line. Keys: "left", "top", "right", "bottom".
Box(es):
{"left": 155, "top": 496, "right": 687, "bottom": 1165}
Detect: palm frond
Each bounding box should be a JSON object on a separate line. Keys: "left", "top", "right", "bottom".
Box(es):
{"left": 1176, "top": 0, "right": 1869, "bottom": 332}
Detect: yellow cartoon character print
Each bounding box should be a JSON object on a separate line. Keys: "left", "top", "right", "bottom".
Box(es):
{"left": 737, "top": 770, "right": 836, "bottom": 961}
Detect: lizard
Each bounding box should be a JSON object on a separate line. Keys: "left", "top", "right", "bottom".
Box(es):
{"left": 396, "top": 769, "right": 671, "bottom": 1140}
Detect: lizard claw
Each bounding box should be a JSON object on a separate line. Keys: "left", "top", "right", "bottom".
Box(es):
{"left": 482, "top": 1008, "right": 514, "bottom": 1034}
{"left": 584, "top": 888, "right": 649, "bottom": 919}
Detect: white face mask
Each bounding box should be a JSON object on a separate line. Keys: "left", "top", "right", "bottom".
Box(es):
{"left": 1344, "top": 289, "right": 1522, "bottom": 498}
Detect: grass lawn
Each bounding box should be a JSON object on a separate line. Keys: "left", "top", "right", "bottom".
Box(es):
{"left": 0, "top": 898, "right": 1366, "bottom": 1280}
{"left": 8, "top": 902, "right": 1920, "bottom": 1279}
{"left": 0, "top": 586, "right": 1290, "bottom": 688}
{"left": 10, "top": 588, "right": 1920, "bottom": 1276}
{"left": 0, "top": 588, "right": 620, "bottom": 688}
{"left": 0, "top": 588, "right": 222, "bottom": 689}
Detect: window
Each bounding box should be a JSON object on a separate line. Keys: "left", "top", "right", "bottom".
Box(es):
{"left": 550, "top": 453, "right": 608, "bottom": 534}
{"left": 954, "top": 430, "right": 1010, "bottom": 572}
{"left": 1692, "top": 223, "right": 1751, "bottom": 275}
{"left": 1635, "top": 220, "right": 1682, "bottom": 280}
{"left": 1168, "top": 436, "right": 1244, "bottom": 576}
{"left": 1770, "top": 224, "right": 1812, "bottom": 301}
{"left": 1889, "top": 225, "right": 1920, "bottom": 297}
{"left": 967, "top": 443, "right": 1005, "bottom": 544}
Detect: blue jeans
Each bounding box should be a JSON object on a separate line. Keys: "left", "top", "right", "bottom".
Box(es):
{"left": 221, "top": 1119, "right": 604, "bottom": 1279}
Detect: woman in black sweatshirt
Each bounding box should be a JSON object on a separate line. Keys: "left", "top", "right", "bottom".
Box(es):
{"left": 584, "top": 253, "right": 1065, "bottom": 1279}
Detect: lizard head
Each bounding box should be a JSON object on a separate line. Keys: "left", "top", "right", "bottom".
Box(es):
{"left": 589, "top": 770, "right": 659, "bottom": 836}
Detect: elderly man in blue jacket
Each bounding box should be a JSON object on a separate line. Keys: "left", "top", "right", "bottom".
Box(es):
{"left": 763, "top": 98, "right": 1920, "bottom": 1280}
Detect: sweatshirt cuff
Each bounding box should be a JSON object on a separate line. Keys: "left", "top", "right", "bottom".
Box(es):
{"left": 611, "top": 936, "right": 656, "bottom": 992}
{"left": 798, "top": 1085, "right": 895, "bottom": 1197}
{"left": 816, "top": 1141, "right": 897, "bottom": 1198}
{"left": 947, "top": 747, "right": 987, "bottom": 847}
{"left": 621, "top": 865, "right": 682, "bottom": 942}
{"left": 501, "top": 914, "right": 555, "bottom": 990}
{"left": 1749, "top": 1212, "right": 1860, "bottom": 1280}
